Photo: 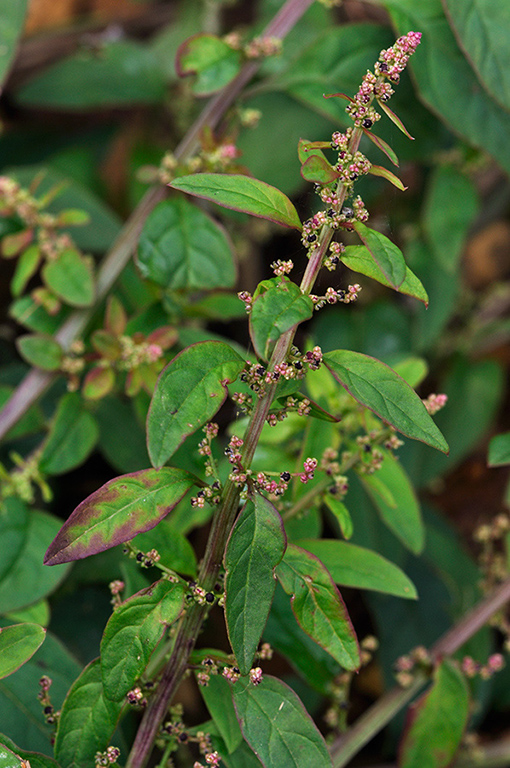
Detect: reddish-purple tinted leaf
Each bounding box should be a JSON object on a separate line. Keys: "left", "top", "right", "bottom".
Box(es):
{"left": 300, "top": 155, "right": 340, "bottom": 185}
{"left": 44, "top": 467, "right": 197, "bottom": 565}
{"left": 377, "top": 99, "right": 415, "bottom": 139}
{"left": 323, "top": 91, "right": 353, "bottom": 102}
{"left": 362, "top": 129, "right": 399, "bottom": 166}
{"left": 368, "top": 164, "right": 406, "bottom": 191}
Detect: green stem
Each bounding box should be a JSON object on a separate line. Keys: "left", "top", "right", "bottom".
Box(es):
{"left": 330, "top": 575, "right": 510, "bottom": 767}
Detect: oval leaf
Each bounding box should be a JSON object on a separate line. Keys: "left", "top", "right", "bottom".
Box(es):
{"left": 0, "top": 734, "right": 60, "bottom": 768}
{"left": 11, "top": 245, "right": 41, "bottom": 297}
{"left": 101, "top": 579, "right": 185, "bottom": 701}
{"left": 341, "top": 244, "right": 428, "bottom": 305}
{"left": 224, "top": 495, "right": 286, "bottom": 675}
{"left": 147, "top": 341, "right": 245, "bottom": 468}
{"left": 300, "top": 155, "right": 340, "bottom": 185}
{"left": 232, "top": 675, "right": 332, "bottom": 768}
{"left": 296, "top": 540, "right": 417, "bottom": 599}
{"left": 40, "top": 393, "right": 99, "bottom": 476}
{"left": 42, "top": 248, "right": 95, "bottom": 308}
{"left": 488, "top": 431, "right": 510, "bottom": 467}
{"left": 176, "top": 33, "right": 242, "bottom": 96}
{"left": 43, "top": 467, "right": 197, "bottom": 565}
{"left": 54, "top": 659, "right": 123, "bottom": 768}
{"left": 276, "top": 544, "right": 359, "bottom": 670}
{"left": 358, "top": 450, "right": 424, "bottom": 554}
{"left": 399, "top": 659, "right": 469, "bottom": 768}
{"left": 16, "top": 334, "right": 63, "bottom": 371}
{"left": 250, "top": 278, "right": 314, "bottom": 361}
{"left": 323, "top": 349, "right": 449, "bottom": 453}
{"left": 351, "top": 221, "right": 407, "bottom": 289}
{"left": 170, "top": 173, "right": 302, "bottom": 230}
{"left": 137, "top": 197, "right": 236, "bottom": 289}
{"left": 0, "top": 742, "right": 25, "bottom": 768}
{"left": 0, "top": 623, "right": 46, "bottom": 680}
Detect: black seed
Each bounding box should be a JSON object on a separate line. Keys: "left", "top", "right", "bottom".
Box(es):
{"left": 136, "top": 552, "right": 144, "bottom": 562}
{"left": 280, "top": 471, "right": 291, "bottom": 482}
{"left": 379, "top": 62, "right": 388, "bottom": 72}
{"left": 233, "top": 667, "right": 240, "bottom": 674}
{"left": 331, "top": 256, "right": 340, "bottom": 266}
{"left": 362, "top": 118, "right": 373, "bottom": 129}
{"left": 44, "top": 706, "right": 53, "bottom": 714}
{"left": 205, "top": 592, "right": 215, "bottom": 603}
{"left": 294, "top": 361, "right": 303, "bottom": 370}
{"left": 307, "top": 233, "right": 317, "bottom": 243}
{"left": 363, "top": 444, "right": 372, "bottom": 452}
{"left": 178, "top": 732, "right": 188, "bottom": 743}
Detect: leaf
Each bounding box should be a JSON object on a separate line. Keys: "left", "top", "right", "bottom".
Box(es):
{"left": 147, "top": 341, "right": 245, "bottom": 468}
{"left": 249, "top": 278, "right": 314, "bottom": 361}
{"left": 232, "top": 674, "right": 333, "bottom": 768}
{"left": 488, "top": 432, "right": 510, "bottom": 467}
{"left": 40, "top": 393, "right": 99, "bottom": 475}
{"left": 42, "top": 248, "right": 95, "bottom": 308}
{"left": 385, "top": 0, "right": 510, "bottom": 177}
{"left": 44, "top": 467, "right": 196, "bottom": 566}
{"left": 11, "top": 245, "right": 41, "bottom": 297}
{"left": 296, "top": 540, "right": 417, "bottom": 599}
{"left": 176, "top": 33, "right": 242, "bottom": 96}
{"left": 398, "top": 659, "right": 469, "bottom": 768}
{"left": 422, "top": 164, "right": 479, "bottom": 272}
{"left": 377, "top": 100, "right": 414, "bottom": 139}
{"left": 300, "top": 155, "right": 339, "bottom": 185}
{"left": 0, "top": 624, "right": 46, "bottom": 679}
{"left": 323, "top": 496, "right": 353, "bottom": 540}
{"left": 224, "top": 495, "right": 286, "bottom": 675}
{"left": 276, "top": 544, "right": 359, "bottom": 670}
{"left": 0, "top": 742, "right": 26, "bottom": 768}
{"left": 0, "top": 498, "right": 28, "bottom": 584}
{"left": 137, "top": 197, "right": 236, "bottom": 289}
{"left": 341, "top": 244, "right": 428, "bottom": 305}
{"left": 82, "top": 367, "right": 115, "bottom": 401}
{"left": 351, "top": 222, "right": 407, "bottom": 289}
{"left": 199, "top": 674, "right": 243, "bottom": 754}
{"left": 0, "top": 511, "right": 71, "bottom": 613}
{"left": 16, "top": 334, "right": 63, "bottom": 371}
{"left": 7, "top": 600, "right": 50, "bottom": 628}
{"left": 362, "top": 129, "right": 399, "bottom": 166}
{"left": 442, "top": 0, "right": 510, "bottom": 112}
{"left": 323, "top": 350, "right": 448, "bottom": 453}
{"left": 101, "top": 579, "right": 185, "bottom": 701}
{"left": 0, "top": 734, "right": 60, "bottom": 768}
{"left": 360, "top": 451, "right": 424, "bottom": 553}
{"left": 54, "top": 659, "right": 123, "bottom": 768}
{"left": 297, "top": 139, "right": 331, "bottom": 164}
{"left": 170, "top": 174, "right": 302, "bottom": 230}
{"left": 368, "top": 164, "right": 406, "bottom": 191}
{"left": 0, "top": 628, "right": 81, "bottom": 753}
{"left": 16, "top": 40, "right": 166, "bottom": 109}
{"left": 392, "top": 357, "right": 429, "bottom": 389}
{"left": 0, "top": 0, "right": 28, "bottom": 88}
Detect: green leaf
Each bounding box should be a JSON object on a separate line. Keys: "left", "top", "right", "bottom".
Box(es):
{"left": 0, "top": 628, "right": 81, "bottom": 753}
{"left": 422, "top": 165, "right": 479, "bottom": 272}
{"left": 224, "top": 495, "right": 286, "bottom": 675}
{"left": 44, "top": 467, "right": 196, "bottom": 565}
{"left": 147, "top": 341, "right": 245, "bottom": 468}
{"left": 137, "top": 197, "right": 236, "bottom": 289}
{"left": 170, "top": 174, "right": 302, "bottom": 230}
{"left": 296, "top": 540, "right": 417, "bottom": 599}
{"left": 0, "top": 386, "right": 45, "bottom": 442}
{"left": 488, "top": 432, "right": 510, "bottom": 467}
{"left": 16, "top": 334, "right": 63, "bottom": 371}
{"left": 11, "top": 245, "right": 41, "bottom": 297}
{"left": 359, "top": 450, "right": 424, "bottom": 554}
{"left": 42, "top": 249, "right": 95, "bottom": 308}
{"left": 323, "top": 349, "right": 448, "bottom": 453}
{"left": 276, "top": 544, "right": 359, "bottom": 670}
{"left": 300, "top": 155, "right": 339, "bottom": 185}
{"left": 341, "top": 244, "right": 428, "bottom": 305}
{"left": 0, "top": 734, "right": 60, "bottom": 768}
{"left": 399, "top": 659, "right": 469, "bottom": 768}
{"left": 442, "top": 0, "right": 510, "bottom": 112}
{"left": 392, "top": 357, "right": 429, "bottom": 389}
{"left": 368, "top": 164, "right": 406, "bottom": 190}
{"left": 101, "top": 579, "right": 185, "bottom": 701}
{"left": 0, "top": 0, "right": 28, "bottom": 88}
{"left": 6, "top": 600, "right": 50, "bottom": 628}
{"left": 232, "top": 674, "right": 333, "bottom": 768}
{"left": 176, "top": 33, "right": 242, "bottom": 95}
{"left": 385, "top": 0, "right": 510, "bottom": 177}
{"left": 0, "top": 623, "right": 46, "bottom": 679}
{"left": 199, "top": 674, "right": 243, "bottom": 754}
{"left": 363, "top": 129, "right": 399, "bottom": 166}
{"left": 351, "top": 222, "right": 407, "bottom": 289}
{"left": 82, "top": 367, "right": 115, "bottom": 401}
{"left": 323, "top": 497, "right": 353, "bottom": 540}
{"left": 0, "top": 741, "right": 26, "bottom": 768}
{"left": 54, "top": 659, "right": 123, "bottom": 768}
{"left": 39, "top": 393, "right": 99, "bottom": 476}
{"left": 0, "top": 498, "right": 28, "bottom": 584}
{"left": 16, "top": 40, "right": 166, "bottom": 109}
{"left": 0, "top": 511, "right": 71, "bottom": 613}
{"left": 250, "top": 278, "right": 314, "bottom": 361}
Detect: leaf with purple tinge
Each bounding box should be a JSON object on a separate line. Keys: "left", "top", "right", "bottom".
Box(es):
{"left": 300, "top": 155, "right": 340, "bottom": 185}
{"left": 170, "top": 174, "right": 302, "bottom": 230}
{"left": 368, "top": 164, "right": 406, "bottom": 190}
{"left": 44, "top": 467, "right": 197, "bottom": 565}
